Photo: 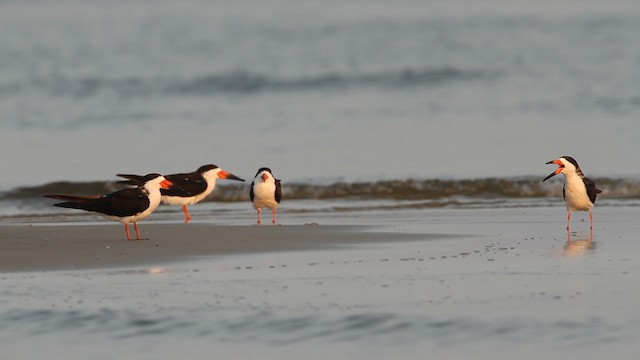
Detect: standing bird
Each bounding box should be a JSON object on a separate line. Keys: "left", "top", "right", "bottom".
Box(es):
{"left": 117, "top": 164, "right": 244, "bottom": 223}
{"left": 250, "top": 167, "right": 281, "bottom": 224}
{"left": 543, "top": 156, "right": 602, "bottom": 230}
{"left": 46, "top": 173, "right": 184, "bottom": 240}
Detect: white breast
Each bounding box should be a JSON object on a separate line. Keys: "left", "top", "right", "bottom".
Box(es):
{"left": 563, "top": 173, "right": 593, "bottom": 212}
{"left": 252, "top": 181, "right": 278, "bottom": 210}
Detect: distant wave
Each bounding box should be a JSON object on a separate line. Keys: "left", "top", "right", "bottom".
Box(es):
{"left": 165, "top": 68, "right": 490, "bottom": 94}
{"left": 4, "top": 177, "right": 639, "bottom": 202}
{"left": 13, "top": 67, "right": 492, "bottom": 98}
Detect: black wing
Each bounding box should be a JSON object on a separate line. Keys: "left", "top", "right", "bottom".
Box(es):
{"left": 583, "top": 177, "right": 601, "bottom": 204}
{"left": 249, "top": 181, "right": 255, "bottom": 202}
{"left": 81, "top": 188, "right": 150, "bottom": 217}
{"left": 274, "top": 179, "right": 282, "bottom": 203}
{"left": 164, "top": 172, "right": 207, "bottom": 197}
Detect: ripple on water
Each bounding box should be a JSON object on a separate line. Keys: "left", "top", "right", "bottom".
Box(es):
{"left": 0, "top": 309, "right": 627, "bottom": 347}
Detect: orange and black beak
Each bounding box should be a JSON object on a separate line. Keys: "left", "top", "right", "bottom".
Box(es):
{"left": 160, "top": 179, "right": 174, "bottom": 190}
{"left": 261, "top": 173, "right": 269, "bottom": 182}
{"left": 218, "top": 170, "right": 245, "bottom": 182}
{"left": 160, "top": 179, "right": 191, "bottom": 196}
{"left": 543, "top": 159, "right": 564, "bottom": 182}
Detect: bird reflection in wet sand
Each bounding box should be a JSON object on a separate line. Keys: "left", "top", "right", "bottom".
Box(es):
{"left": 564, "top": 229, "right": 595, "bottom": 256}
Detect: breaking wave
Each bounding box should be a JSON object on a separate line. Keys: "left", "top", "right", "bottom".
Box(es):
{"left": 3, "top": 176, "right": 640, "bottom": 202}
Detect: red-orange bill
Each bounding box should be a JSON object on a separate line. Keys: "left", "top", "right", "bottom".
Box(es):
{"left": 543, "top": 160, "right": 564, "bottom": 182}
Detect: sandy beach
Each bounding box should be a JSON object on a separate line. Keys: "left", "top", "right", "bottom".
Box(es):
{"left": 1, "top": 205, "right": 640, "bottom": 359}
{"left": 0, "top": 223, "right": 424, "bottom": 272}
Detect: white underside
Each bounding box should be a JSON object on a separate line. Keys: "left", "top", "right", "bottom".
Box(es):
{"left": 162, "top": 192, "right": 211, "bottom": 206}
{"left": 563, "top": 173, "right": 593, "bottom": 212}
{"left": 252, "top": 181, "right": 278, "bottom": 209}
{"left": 162, "top": 176, "right": 217, "bottom": 206}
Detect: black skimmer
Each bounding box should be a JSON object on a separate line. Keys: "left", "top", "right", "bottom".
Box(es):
{"left": 250, "top": 167, "right": 281, "bottom": 224}
{"left": 117, "top": 164, "right": 244, "bottom": 223}
{"left": 46, "top": 173, "right": 184, "bottom": 240}
{"left": 543, "top": 156, "right": 602, "bottom": 230}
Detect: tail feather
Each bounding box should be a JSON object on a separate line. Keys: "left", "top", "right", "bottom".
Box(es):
{"left": 45, "top": 194, "right": 101, "bottom": 202}
{"left": 116, "top": 180, "right": 139, "bottom": 186}
{"left": 52, "top": 201, "right": 88, "bottom": 210}
{"left": 45, "top": 194, "right": 102, "bottom": 211}
{"left": 116, "top": 174, "right": 145, "bottom": 187}
{"left": 116, "top": 174, "right": 144, "bottom": 182}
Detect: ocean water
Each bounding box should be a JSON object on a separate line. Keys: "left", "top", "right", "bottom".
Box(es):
{"left": 1, "top": 0, "right": 640, "bottom": 195}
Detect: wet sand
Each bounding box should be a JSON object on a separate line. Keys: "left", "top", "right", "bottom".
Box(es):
{"left": 0, "top": 223, "right": 426, "bottom": 272}
{"left": 1, "top": 206, "right": 640, "bottom": 359}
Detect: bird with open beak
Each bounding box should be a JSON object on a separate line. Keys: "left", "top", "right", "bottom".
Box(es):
{"left": 250, "top": 167, "right": 281, "bottom": 224}
{"left": 543, "top": 156, "right": 602, "bottom": 230}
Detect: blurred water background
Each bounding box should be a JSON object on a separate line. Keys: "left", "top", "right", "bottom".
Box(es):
{"left": 1, "top": 0, "right": 640, "bottom": 214}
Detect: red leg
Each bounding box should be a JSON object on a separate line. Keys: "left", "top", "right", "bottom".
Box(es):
{"left": 272, "top": 208, "right": 277, "bottom": 224}
{"left": 589, "top": 211, "right": 593, "bottom": 230}
{"left": 182, "top": 205, "right": 191, "bottom": 223}
{"left": 257, "top": 208, "right": 262, "bottom": 224}
{"left": 124, "top": 223, "right": 132, "bottom": 241}
{"left": 566, "top": 211, "right": 571, "bottom": 230}
{"left": 133, "top": 222, "right": 142, "bottom": 240}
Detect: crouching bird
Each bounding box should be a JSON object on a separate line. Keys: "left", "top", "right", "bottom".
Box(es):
{"left": 250, "top": 167, "right": 281, "bottom": 224}
{"left": 46, "top": 173, "right": 186, "bottom": 240}
{"left": 543, "top": 156, "right": 602, "bottom": 230}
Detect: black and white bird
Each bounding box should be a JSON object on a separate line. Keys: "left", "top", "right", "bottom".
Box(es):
{"left": 250, "top": 167, "right": 281, "bottom": 224}
{"left": 46, "top": 173, "right": 184, "bottom": 240}
{"left": 118, "top": 164, "right": 244, "bottom": 223}
{"left": 543, "top": 156, "right": 602, "bottom": 230}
